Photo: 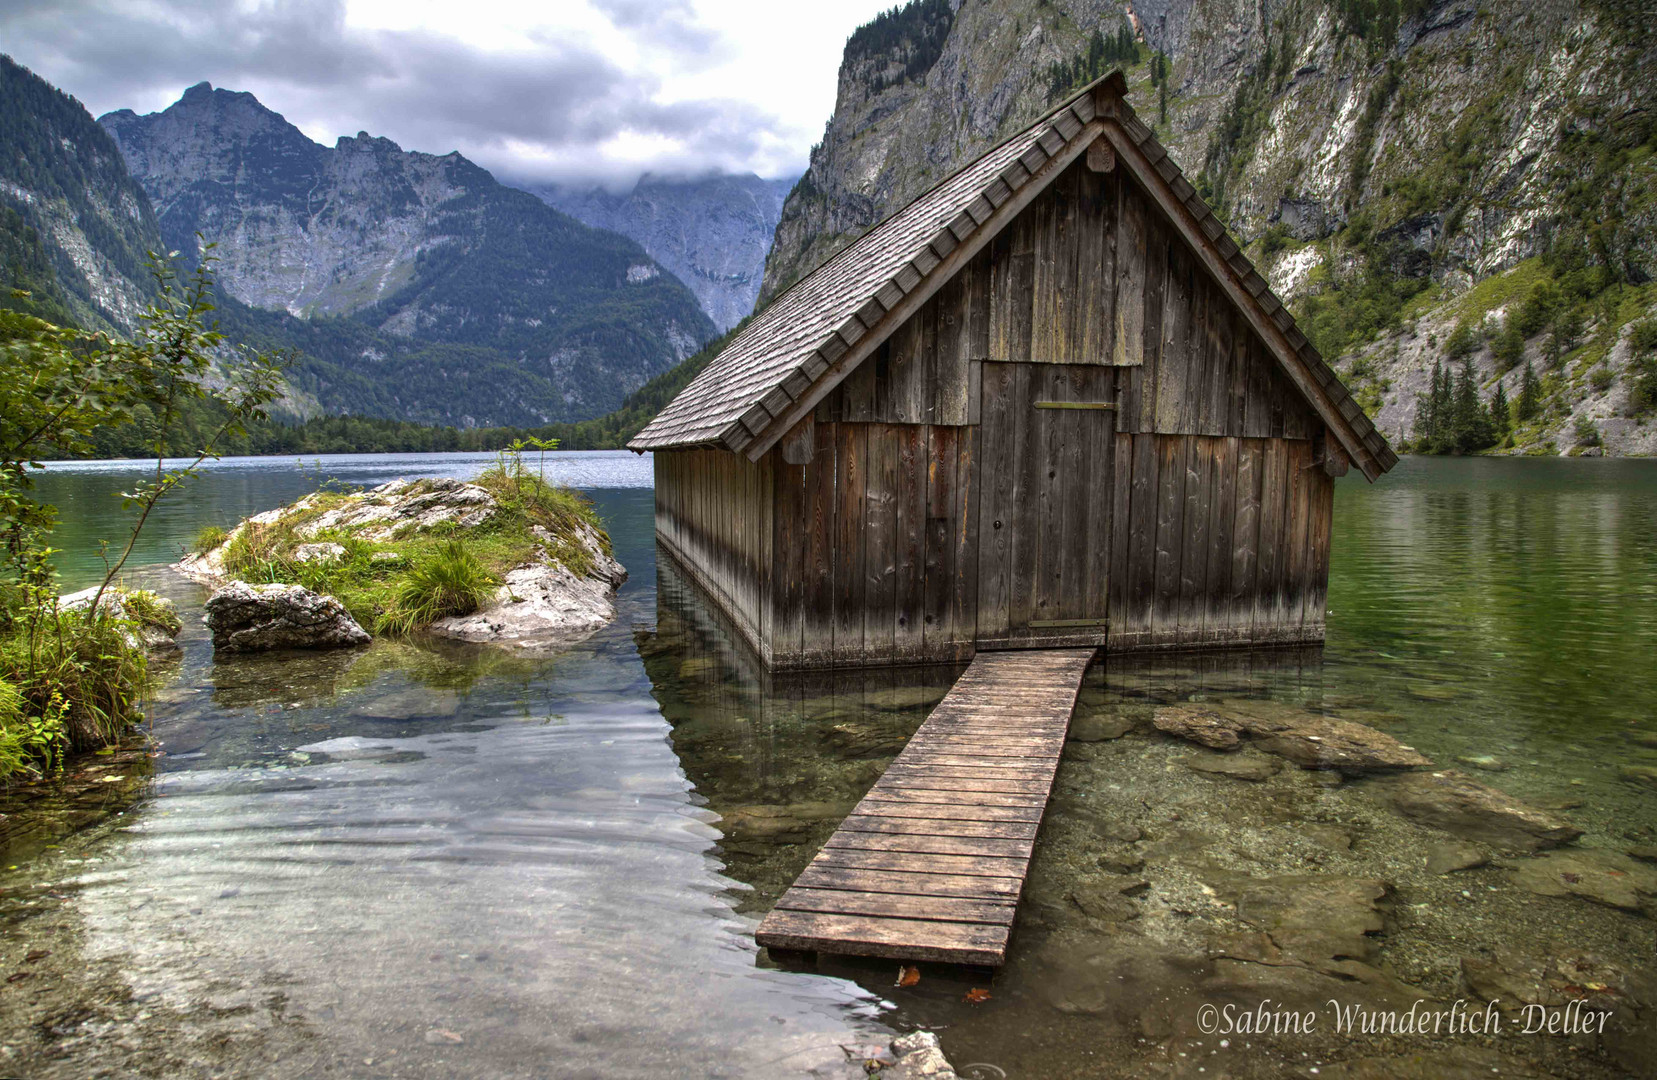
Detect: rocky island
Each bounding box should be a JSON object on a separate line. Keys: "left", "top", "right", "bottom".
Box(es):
{"left": 175, "top": 467, "right": 625, "bottom": 653}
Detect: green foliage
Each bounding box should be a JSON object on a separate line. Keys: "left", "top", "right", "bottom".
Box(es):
{"left": 1517, "top": 362, "right": 1542, "bottom": 421}
{"left": 1588, "top": 365, "right": 1614, "bottom": 393}
{"left": 121, "top": 588, "right": 181, "bottom": 635}
{"left": 0, "top": 55, "right": 161, "bottom": 330}
{"left": 1572, "top": 415, "right": 1601, "bottom": 448}
{"left": 194, "top": 524, "right": 229, "bottom": 553}
{"left": 1490, "top": 321, "right": 1524, "bottom": 371}
{"left": 1299, "top": 262, "right": 1428, "bottom": 360}
{"left": 0, "top": 253, "right": 283, "bottom": 780}
{"left": 1443, "top": 321, "right": 1482, "bottom": 361}
{"left": 1628, "top": 319, "right": 1657, "bottom": 415}
{"left": 844, "top": 0, "right": 954, "bottom": 91}
{"left": 380, "top": 541, "right": 499, "bottom": 636}
{"left": 1044, "top": 20, "right": 1140, "bottom": 101}
{"left": 216, "top": 459, "right": 603, "bottom": 636}
{"left": 1412, "top": 357, "right": 1498, "bottom": 454}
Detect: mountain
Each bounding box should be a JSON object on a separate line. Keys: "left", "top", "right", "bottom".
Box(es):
{"left": 98, "top": 83, "right": 716, "bottom": 425}
{"left": 530, "top": 172, "right": 794, "bottom": 331}
{"left": 0, "top": 54, "right": 160, "bottom": 331}
{"left": 759, "top": 0, "right": 1657, "bottom": 456}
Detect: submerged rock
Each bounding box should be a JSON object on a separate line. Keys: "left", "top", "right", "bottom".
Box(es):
{"left": 1504, "top": 849, "right": 1657, "bottom": 914}
{"left": 1425, "top": 842, "right": 1489, "bottom": 875}
{"left": 1230, "top": 874, "right": 1389, "bottom": 967}
{"left": 204, "top": 582, "right": 371, "bottom": 653}
{"left": 1383, "top": 770, "right": 1583, "bottom": 852}
{"left": 1619, "top": 765, "right": 1657, "bottom": 790}
{"left": 1154, "top": 701, "right": 1430, "bottom": 772}
{"left": 886, "top": 1030, "right": 957, "bottom": 1079}
{"left": 1179, "top": 752, "right": 1281, "bottom": 782}
{"left": 1152, "top": 705, "right": 1245, "bottom": 749}
{"left": 1068, "top": 710, "right": 1137, "bottom": 742}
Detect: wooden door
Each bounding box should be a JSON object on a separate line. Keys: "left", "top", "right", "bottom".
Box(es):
{"left": 976, "top": 362, "right": 1117, "bottom": 647}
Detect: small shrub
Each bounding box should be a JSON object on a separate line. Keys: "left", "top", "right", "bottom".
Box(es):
{"left": 379, "top": 541, "right": 499, "bottom": 635}
{"left": 1491, "top": 323, "right": 1524, "bottom": 370}
{"left": 121, "top": 589, "right": 182, "bottom": 635}
{"left": 1573, "top": 415, "right": 1602, "bottom": 447}
{"left": 1444, "top": 322, "right": 1481, "bottom": 360}
{"left": 1588, "top": 365, "right": 1614, "bottom": 393}
{"left": 1631, "top": 319, "right": 1657, "bottom": 355}
{"left": 194, "top": 524, "right": 230, "bottom": 553}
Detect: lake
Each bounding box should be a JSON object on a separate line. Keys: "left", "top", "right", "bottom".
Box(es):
{"left": 3, "top": 450, "right": 1655, "bottom": 1078}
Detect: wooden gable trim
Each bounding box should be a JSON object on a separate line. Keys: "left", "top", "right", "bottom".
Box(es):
{"left": 1096, "top": 120, "right": 1384, "bottom": 481}
{"left": 733, "top": 117, "right": 1108, "bottom": 462}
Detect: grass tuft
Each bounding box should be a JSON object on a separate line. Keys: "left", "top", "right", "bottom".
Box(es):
{"left": 377, "top": 541, "right": 499, "bottom": 635}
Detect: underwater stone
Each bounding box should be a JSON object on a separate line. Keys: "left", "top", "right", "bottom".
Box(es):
{"left": 1385, "top": 770, "right": 1583, "bottom": 852}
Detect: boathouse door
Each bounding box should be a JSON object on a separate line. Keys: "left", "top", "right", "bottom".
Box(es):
{"left": 976, "top": 362, "right": 1118, "bottom": 647}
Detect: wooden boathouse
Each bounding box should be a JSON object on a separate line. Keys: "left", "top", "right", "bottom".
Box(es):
{"left": 633, "top": 72, "right": 1397, "bottom": 965}
{"left": 631, "top": 72, "right": 1395, "bottom": 671}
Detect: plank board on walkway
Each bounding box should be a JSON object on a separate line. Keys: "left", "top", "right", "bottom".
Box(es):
{"left": 755, "top": 648, "right": 1094, "bottom": 966}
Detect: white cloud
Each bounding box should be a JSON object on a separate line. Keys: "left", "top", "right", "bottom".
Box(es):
{"left": 1, "top": 0, "right": 896, "bottom": 187}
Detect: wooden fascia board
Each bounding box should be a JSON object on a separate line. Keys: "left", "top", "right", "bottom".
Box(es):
{"left": 1098, "top": 120, "right": 1384, "bottom": 482}
{"left": 741, "top": 119, "right": 1108, "bottom": 463}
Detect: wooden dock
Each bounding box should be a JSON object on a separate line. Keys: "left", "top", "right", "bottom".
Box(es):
{"left": 755, "top": 648, "right": 1096, "bottom": 966}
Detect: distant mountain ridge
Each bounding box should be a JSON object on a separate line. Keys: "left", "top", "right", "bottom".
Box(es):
{"left": 95, "top": 81, "right": 716, "bottom": 425}
{"left": 532, "top": 172, "right": 794, "bottom": 331}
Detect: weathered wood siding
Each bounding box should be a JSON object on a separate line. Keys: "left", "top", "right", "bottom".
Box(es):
{"left": 654, "top": 154, "right": 1338, "bottom": 669}
{"left": 652, "top": 448, "right": 774, "bottom": 658}
{"left": 765, "top": 422, "right": 979, "bottom": 669}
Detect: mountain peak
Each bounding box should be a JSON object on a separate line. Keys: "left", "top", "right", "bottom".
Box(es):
{"left": 181, "top": 80, "right": 213, "bottom": 101}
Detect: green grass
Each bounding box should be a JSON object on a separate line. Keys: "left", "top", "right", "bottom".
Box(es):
{"left": 214, "top": 464, "right": 605, "bottom": 636}
{"left": 0, "top": 606, "right": 149, "bottom": 782}
{"left": 193, "top": 524, "right": 230, "bottom": 554}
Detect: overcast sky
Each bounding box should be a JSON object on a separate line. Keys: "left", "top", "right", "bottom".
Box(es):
{"left": 1, "top": 0, "right": 896, "bottom": 189}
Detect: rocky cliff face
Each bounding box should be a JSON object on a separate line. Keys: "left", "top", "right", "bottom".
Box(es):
{"left": 0, "top": 55, "right": 160, "bottom": 331}
{"left": 100, "top": 84, "right": 716, "bottom": 424}
{"left": 762, "top": 0, "right": 1657, "bottom": 456}
{"left": 533, "top": 173, "right": 794, "bottom": 331}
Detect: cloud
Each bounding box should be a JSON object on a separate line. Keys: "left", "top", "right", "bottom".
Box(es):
{"left": 0, "top": 0, "right": 867, "bottom": 188}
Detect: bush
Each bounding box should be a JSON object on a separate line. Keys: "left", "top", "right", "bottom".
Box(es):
{"left": 1491, "top": 323, "right": 1524, "bottom": 370}
{"left": 380, "top": 541, "right": 499, "bottom": 635}
{"left": 194, "top": 524, "right": 230, "bottom": 553}
{"left": 1588, "top": 365, "right": 1614, "bottom": 393}
{"left": 1573, "top": 415, "right": 1602, "bottom": 447}
{"left": 1444, "top": 322, "right": 1482, "bottom": 360}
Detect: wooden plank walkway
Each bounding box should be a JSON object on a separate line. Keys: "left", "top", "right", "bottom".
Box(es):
{"left": 755, "top": 648, "right": 1096, "bottom": 966}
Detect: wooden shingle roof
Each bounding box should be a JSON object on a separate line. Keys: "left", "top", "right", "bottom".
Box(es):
{"left": 630, "top": 72, "right": 1397, "bottom": 480}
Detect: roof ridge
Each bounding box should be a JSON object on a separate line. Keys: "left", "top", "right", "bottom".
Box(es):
{"left": 631, "top": 70, "right": 1396, "bottom": 479}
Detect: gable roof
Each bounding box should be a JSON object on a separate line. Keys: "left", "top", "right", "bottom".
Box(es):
{"left": 630, "top": 72, "right": 1397, "bottom": 480}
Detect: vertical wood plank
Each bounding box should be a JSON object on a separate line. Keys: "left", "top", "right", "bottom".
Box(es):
{"left": 1113, "top": 173, "right": 1147, "bottom": 374}
{"left": 975, "top": 363, "right": 1015, "bottom": 640}
{"left": 1205, "top": 436, "right": 1238, "bottom": 642}
{"left": 1256, "top": 438, "right": 1289, "bottom": 638}
{"left": 1231, "top": 438, "right": 1264, "bottom": 642}
{"left": 894, "top": 424, "right": 925, "bottom": 661}
{"left": 833, "top": 423, "right": 867, "bottom": 664}
{"left": 1107, "top": 429, "right": 1134, "bottom": 642}
{"left": 1178, "top": 436, "right": 1212, "bottom": 642}
{"left": 771, "top": 457, "right": 806, "bottom": 663}
{"left": 953, "top": 423, "right": 980, "bottom": 657}
{"left": 802, "top": 427, "right": 836, "bottom": 666}
{"left": 1125, "top": 432, "right": 1158, "bottom": 640}
{"left": 932, "top": 279, "right": 971, "bottom": 425}
{"left": 1152, "top": 435, "right": 1186, "bottom": 643}
{"left": 1007, "top": 364, "right": 1042, "bottom": 636}
{"left": 1155, "top": 239, "right": 1191, "bottom": 433}
{"left": 923, "top": 425, "right": 956, "bottom": 659}
{"left": 864, "top": 424, "right": 898, "bottom": 663}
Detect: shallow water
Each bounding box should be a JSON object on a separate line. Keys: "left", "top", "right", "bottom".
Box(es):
{"left": 3, "top": 452, "right": 1655, "bottom": 1078}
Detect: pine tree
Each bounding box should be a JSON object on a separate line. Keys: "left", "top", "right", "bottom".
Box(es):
{"left": 1517, "top": 361, "right": 1540, "bottom": 421}
{"left": 1451, "top": 354, "right": 1493, "bottom": 453}
{"left": 1490, "top": 380, "right": 1510, "bottom": 437}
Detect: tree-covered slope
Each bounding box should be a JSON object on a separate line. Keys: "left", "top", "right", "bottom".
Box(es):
{"left": 0, "top": 55, "right": 161, "bottom": 330}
